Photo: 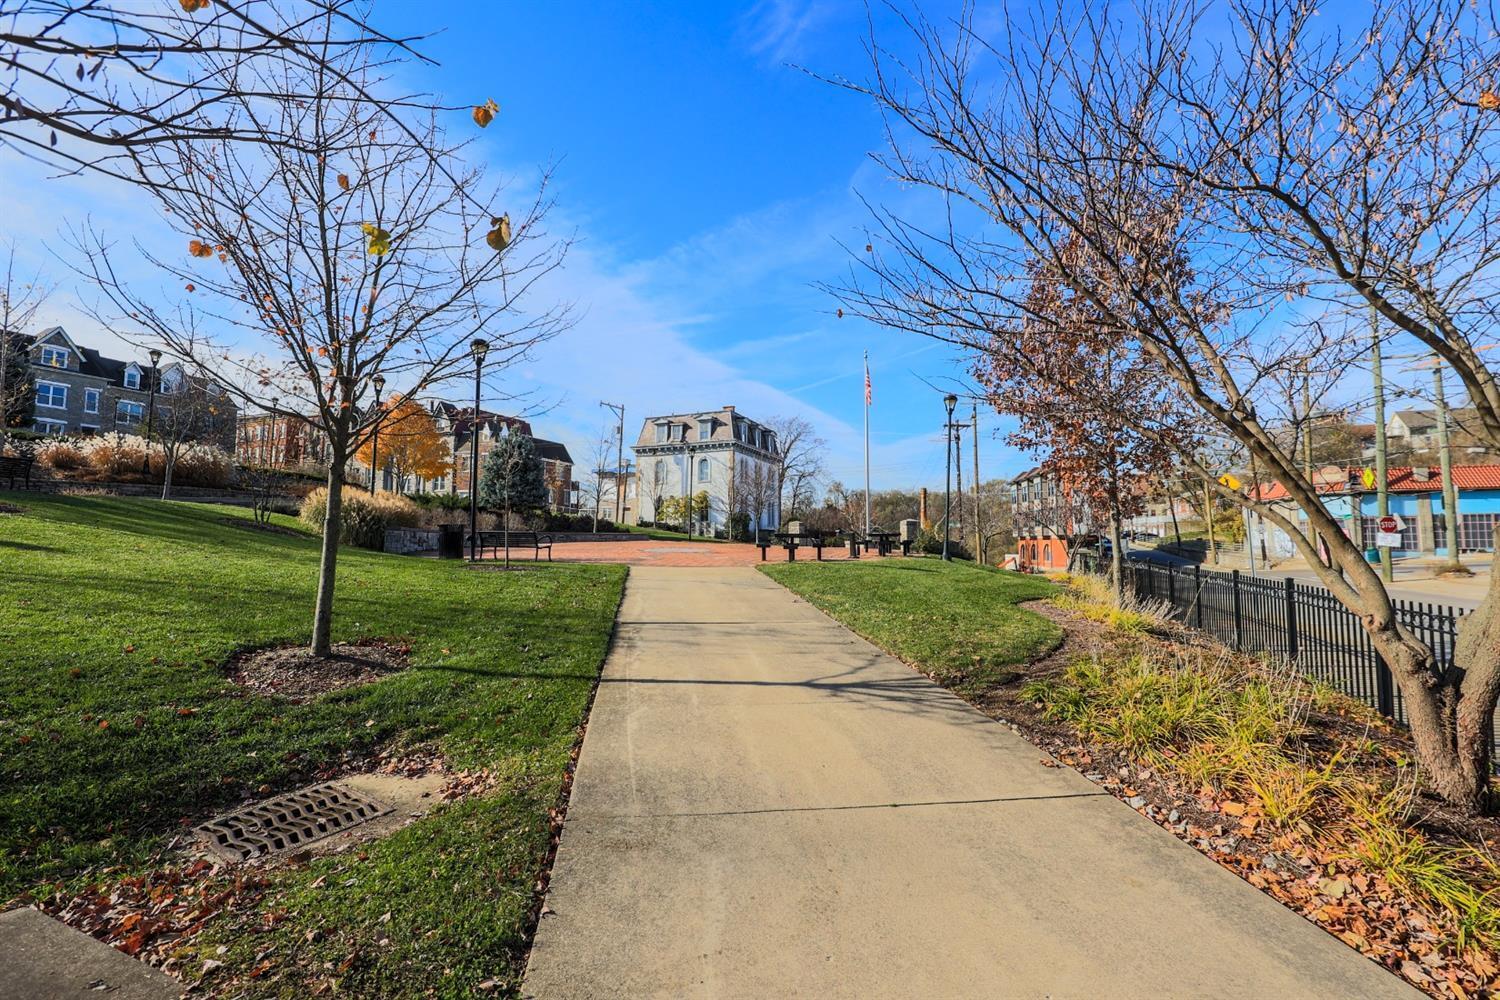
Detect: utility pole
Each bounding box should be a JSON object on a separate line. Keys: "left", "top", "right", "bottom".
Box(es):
{"left": 952, "top": 418, "right": 969, "bottom": 549}
{"left": 600, "top": 401, "right": 625, "bottom": 523}
{"left": 1432, "top": 352, "right": 1463, "bottom": 572}
{"left": 1371, "top": 307, "right": 1393, "bottom": 582}
{"left": 971, "top": 401, "right": 982, "bottom": 563}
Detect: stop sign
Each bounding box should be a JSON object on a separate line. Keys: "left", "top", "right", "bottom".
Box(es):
{"left": 1378, "top": 515, "right": 1399, "bottom": 534}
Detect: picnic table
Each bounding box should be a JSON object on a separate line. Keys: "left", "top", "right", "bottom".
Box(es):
{"left": 864, "top": 531, "right": 901, "bottom": 556}
{"left": 760, "top": 530, "right": 829, "bottom": 562}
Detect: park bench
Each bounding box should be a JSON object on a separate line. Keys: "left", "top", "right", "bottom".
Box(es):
{"left": 760, "top": 531, "right": 826, "bottom": 562}
{"left": 0, "top": 453, "right": 34, "bottom": 490}
{"left": 473, "top": 530, "right": 553, "bottom": 561}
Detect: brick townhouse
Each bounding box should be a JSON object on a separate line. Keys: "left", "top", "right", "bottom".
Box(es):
{"left": 10, "top": 326, "right": 236, "bottom": 446}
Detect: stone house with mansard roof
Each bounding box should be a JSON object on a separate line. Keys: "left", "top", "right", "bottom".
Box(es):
{"left": 12, "top": 326, "right": 235, "bottom": 446}
{"left": 631, "top": 405, "right": 780, "bottom": 532}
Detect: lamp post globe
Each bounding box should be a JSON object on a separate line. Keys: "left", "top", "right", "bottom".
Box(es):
{"left": 370, "top": 373, "right": 386, "bottom": 494}
{"left": 468, "top": 339, "right": 490, "bottom": 561}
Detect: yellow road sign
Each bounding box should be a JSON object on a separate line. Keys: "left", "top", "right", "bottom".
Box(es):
{"left": 1217, "top": 473, "right": 1241, "bottom": 491}
{"left": 1360, "top": 467, "right": 1377, "bottom": 489}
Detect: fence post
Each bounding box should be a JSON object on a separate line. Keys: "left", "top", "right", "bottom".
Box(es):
{"left": 1193, "top": 565, "right": 1203, "bottom": 629}
{"left": 1231, "top": 569, "right": 1243, "bottom": 651}
{"left": 1166, "top": 565, "right": 1175, "bottom": 609}
{"left": 1375, "top": 650, "right": 1396, "bottom": 719}
{"left": 1283, "top": 576, "right": 1298, "bottom": 661}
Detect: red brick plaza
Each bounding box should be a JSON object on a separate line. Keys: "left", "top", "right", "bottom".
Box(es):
{"left": 547, "top": 539, "right": 896, "bottom": 567}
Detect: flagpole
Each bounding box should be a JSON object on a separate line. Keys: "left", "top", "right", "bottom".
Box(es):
{"left": 863, "top": 350, "right": 872, "bottom": 537}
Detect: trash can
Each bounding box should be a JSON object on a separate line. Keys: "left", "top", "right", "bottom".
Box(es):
{"left": 438, "top": 523, "right": 465, "bottom": 560}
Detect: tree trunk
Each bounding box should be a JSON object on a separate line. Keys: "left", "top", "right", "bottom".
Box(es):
{"left": 311, "top": 450, "right": 345, "bottom": 657}
{"left": 1109, "top": 515, "right": 1125, "bottom": 603}
{"left": 161, "top": 452, "right": 175, "bottom": 501}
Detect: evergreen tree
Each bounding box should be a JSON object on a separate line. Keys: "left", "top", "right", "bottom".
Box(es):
{"left": 477, "top": 430, "right": 548, "bottom": 517}
{"left": 1, "top": 333, "right": 31, "bottom": 429}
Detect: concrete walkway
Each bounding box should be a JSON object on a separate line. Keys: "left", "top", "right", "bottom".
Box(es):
{"left": 523, "top": 567, "right": 1416, "bottom": 999}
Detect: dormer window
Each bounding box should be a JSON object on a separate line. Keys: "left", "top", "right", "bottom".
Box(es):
{"left": 40, "top": 345, "right": 69, "bottom": 368}
{"left": 123, "top": 366, "right": 141, "bottom": 390}
{"left": 698, "top": 419, "right": 712, "bottom": 441}
{"left": 655, "top": 422, "right": 668, "bottom": 444}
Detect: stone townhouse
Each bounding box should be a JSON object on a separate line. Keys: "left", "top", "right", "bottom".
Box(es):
{"left": 12, "top": 326, "right": 236, "bottom": 446}
{"left": 630, "top": 405, "right": 780, "bottom": 533}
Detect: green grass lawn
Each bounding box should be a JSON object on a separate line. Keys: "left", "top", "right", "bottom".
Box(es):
{"left": 0, "top": 493, "right": 625, "bottom": 996}
{"left": 760, "top": 558, "right": 1062, "bottom": 696}
{"left": 618, "top": 524, "right": 725, "bottom": 542}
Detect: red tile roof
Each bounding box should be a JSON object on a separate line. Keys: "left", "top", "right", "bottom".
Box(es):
{"left": 1250, "top": 464, "right": 1500, "bottom": 501}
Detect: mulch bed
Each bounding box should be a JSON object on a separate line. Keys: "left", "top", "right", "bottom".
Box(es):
{"left": 957, "top": 599, "right": 1500, "bottom": 999}
{"left": 225, "top": 640, "right": 410, "bottom": 702}
{"left": 218, "top": 516, "right": 304, "bottom": 538}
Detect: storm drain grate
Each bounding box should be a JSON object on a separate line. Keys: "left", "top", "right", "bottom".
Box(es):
{"left": 195, "top": 781, "right": 392, "bottom": 863}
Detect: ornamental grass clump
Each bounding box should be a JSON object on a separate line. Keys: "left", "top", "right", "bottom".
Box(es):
{"left": 300, "top": 487, "right": 421, "bottom": 550}
{"left": 1051, "top": 572, "right": 1174, "bottom": 634}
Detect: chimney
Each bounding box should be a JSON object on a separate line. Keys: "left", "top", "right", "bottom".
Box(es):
{"left": 723, "top": 405, "right": 735, "bottom": 413}
{"left": 919, "top": 487, "right": 931, "bottom": 530}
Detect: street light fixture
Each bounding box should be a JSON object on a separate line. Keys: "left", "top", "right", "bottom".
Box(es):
{"left": 142, "top": 348, "right": 162, "bottom": 476}
{"left": 268, "top": 396, "right": 279, "bottom": 466}
{"left": 468, "top": 339, "right": 490, "bottom": 561}
{"left": 370, "top": 373, "right": 386, "bottom": 494}
{"left": 943, "top": 393, "right": 958, "bottom": 560}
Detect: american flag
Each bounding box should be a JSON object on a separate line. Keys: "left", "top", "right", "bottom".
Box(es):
{"left": 864, "top": 357, "right": 872, "bottom": 406}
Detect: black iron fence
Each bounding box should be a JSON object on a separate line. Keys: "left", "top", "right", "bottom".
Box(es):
{"left": 1075, "top": 552, "right": 1496, "bottom": 765}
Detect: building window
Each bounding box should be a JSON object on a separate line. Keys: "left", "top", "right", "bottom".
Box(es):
{"left": 84, "top": 387, "right": 100, "bottom": 414}
{"left": 123, "top": 368, "right": 141, "bottom": 390}
{"left": 40, "top": 345, "right": 69, "bottom": 368}
{"left": 34, "top": 418, "right": 66, "bottom": 435}
{"left": 698, "top": 419, "right": 712, "bottom": 441}
{"left": 116, "top": 400, "right": 145, "bottom": 426}
{"left": 78, "top": 424, "right": 99, "bottom": 436}
{"left": 698, "top": 457, "right": 710, "bottom": 482}
{"left": 655, "top": 423, "right": 667, "bottom": 444}
{"left": 35, "top": 381, "right": 67, "bottom": 408}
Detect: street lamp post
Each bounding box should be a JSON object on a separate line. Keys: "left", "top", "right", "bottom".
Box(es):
{"left": 943, "top": 393, "right": 957, "bottom": 560}
{"left": 370, "top": 373, "right": 385, "bottom": 494}
{"left": 268, "top": 396, "right": 279, "bottom": 466}
{"left": 468, "top": 339, "right": 489, "bottom": 561}
{"left": 142, "top": 348, "right": 161, "bottom": 476}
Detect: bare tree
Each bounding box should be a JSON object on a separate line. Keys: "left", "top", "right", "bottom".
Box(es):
{"left": 0, "top": 241, "right": 50, "bottom": 431}
{"left": 577, "top": 427, "right": 616, "bottom": 532}
{"left": 732, "top": 459, "right": 777, "bottom": 541}
{"left": 768, "top": 414, "right": 825, "bottom": 523}
{"left": 76, "top": 32, "right": 568, "bottom": 656}
{"left": 0, "top": 1, "right": 435, "bottom": 184}
{"left": 152, "top": 363, "right": 235, "bottom": 500}
{"left": 639, "top": 456, "right": 669, "bottom": 526}
{"left": 835, "top": 0, "right": 1500, "bottom": 811}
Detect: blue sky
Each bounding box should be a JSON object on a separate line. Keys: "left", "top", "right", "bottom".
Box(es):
{"left": 2, "top": 1, "right": 1009, "bottom": 491}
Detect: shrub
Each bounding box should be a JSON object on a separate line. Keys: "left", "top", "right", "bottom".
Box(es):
{"left": 35, "top": 438, "right": 88, "bottom": 472}
{"left": 912, "top": 529, "right": 972, "bottom": 560}
{"left": 728, "top": 511, "right": 751, "bottom": 541}
{"left": 406, "top": 491, "right": 471, "bottom": 511}
{"left": 300, "top": 487, "right": 421, "bottom": 550}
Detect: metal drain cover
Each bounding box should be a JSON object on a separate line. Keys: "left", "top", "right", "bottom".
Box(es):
{"left": 196, "top": 781, "right": 393, "bottom": 863}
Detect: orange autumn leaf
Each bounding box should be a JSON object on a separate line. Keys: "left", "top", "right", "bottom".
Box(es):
{"left": 472, "top": 98, "right": 499, "bottom": 128}
{"left": 188, "top": 239, "right": 213, "bottom": 258}
{"left": 337, "top": 173, "right": 351, "bottom": 192}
